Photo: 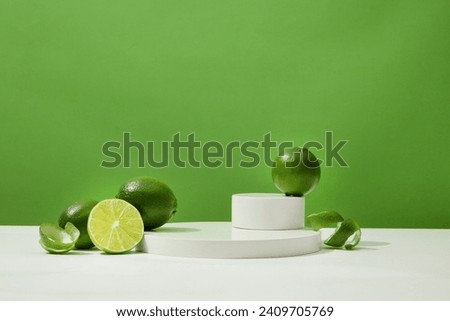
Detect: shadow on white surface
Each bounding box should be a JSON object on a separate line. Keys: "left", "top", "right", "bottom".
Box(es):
{"left": 151, "top": 227, "right": 201, "bottom": 233}
{"left": 359, "top": 240, "right": 390, "bottom": 247}
{"left": 99, "top": 250, "right": 146, "bottom": 256}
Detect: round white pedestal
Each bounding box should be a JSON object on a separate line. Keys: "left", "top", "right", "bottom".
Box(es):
{"left": 232, "top": 193, "right": 304, "bottom": 230}
{"left": 139, "top": 222, "right": 321, "bottom": 259}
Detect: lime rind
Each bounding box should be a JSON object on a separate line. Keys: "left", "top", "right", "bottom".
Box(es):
{"left": 306, "top": 212, "right": 362, "bottom": 250}
{"left": 344, "top": 229, "right": 362, "bottom": 250}
{"left": 58, "top": 200, "right": 98, "bottom": 249}
{"left": 39, "top": 223, "right": 80, "bottom": 254}
{"left": 324, "top": 218, "right": 361, "bottom": 250}
{"left": 306, "top": 210, "right": 344, "bottom": 231}
{"left": 63, "top": 222, "right": 80, "bottom": 242}
{"left": 39, "top": 239, "right": 73, "bottom": 254}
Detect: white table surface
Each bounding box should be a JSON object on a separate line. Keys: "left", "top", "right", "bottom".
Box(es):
{"left": 1, "top": 226, "right": 449, "bottom": 300}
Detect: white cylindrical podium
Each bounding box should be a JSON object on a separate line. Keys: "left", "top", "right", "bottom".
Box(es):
{"left": 232, "top": 193, "right": 304, "bottom": 230}
{"left": 140, "top": 222, "right": 321, "bottom": 258}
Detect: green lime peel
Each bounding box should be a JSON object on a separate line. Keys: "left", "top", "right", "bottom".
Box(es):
{"left": 39, "top": 222, "right": 80, "bottom": 254}
{"left": 306, "top": 211, "right": 362, "bottom": 250}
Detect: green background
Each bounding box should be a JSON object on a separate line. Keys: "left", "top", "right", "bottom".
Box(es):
{"left": 1, "top": 1, "right": 449, "bottom": 228}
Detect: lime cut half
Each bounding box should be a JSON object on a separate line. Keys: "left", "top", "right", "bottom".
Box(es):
{"left": 39, "top": 222, "right": 80, "bottom": 254}
{"left": 87, "top": 199, "right": 144, "bottom": 254}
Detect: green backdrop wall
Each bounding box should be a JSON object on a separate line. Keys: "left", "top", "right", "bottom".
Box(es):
{"left": 1, "top": 1, "right": 449, "bottom": 228}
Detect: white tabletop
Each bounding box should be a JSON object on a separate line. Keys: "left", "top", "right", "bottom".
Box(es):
{"left": 0, "top": 226, "right": 449, "bottom": 300}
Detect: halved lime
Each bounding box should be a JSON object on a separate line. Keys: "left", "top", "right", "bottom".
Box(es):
{"left": 39, "top": 222, "right": 80, "bottom": 254}
{"left": 87, "top": 199, "right": 144, "bottom": 254}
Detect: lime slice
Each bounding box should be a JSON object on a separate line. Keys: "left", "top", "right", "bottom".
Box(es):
{"left": 39, "top": 222, "right": 80, "bottom": 254}
{"left": 87, "top": 199, "right": 144, "bottom": 254}
{"left": 306, "top": 210, "right": 344, "bottom": 231}
{"left": 324, "top": 218, "right": 361, "bottom": 250}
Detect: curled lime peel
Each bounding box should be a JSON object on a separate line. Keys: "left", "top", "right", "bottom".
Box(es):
{"left": 39, "top": 222, "right": 80, "bottom": 254}
{"left": 306, "top": 212, "right": 361, "bottom": 250}
{"left": 306, "top": 210, "right": 344, "bottom": 231}
{"left": 324, "top": 218, "right": 361, "bottom": 250}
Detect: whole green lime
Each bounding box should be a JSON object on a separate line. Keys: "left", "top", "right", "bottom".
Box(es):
{"left": 272, "top": 147, "right": 321, "bottom": 196}
{"left": 116, "top": 177, "right": 177, "bottom": 231}
{"left": 58, "top": 200, "right": 98, "bottom": 249}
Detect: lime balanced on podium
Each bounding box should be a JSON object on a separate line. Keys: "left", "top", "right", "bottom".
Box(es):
{"left": 272, "top": 146, "right": 321, "bottom": 197}
{"left": 39, "top": 176, "right": 177, "bottom": 254}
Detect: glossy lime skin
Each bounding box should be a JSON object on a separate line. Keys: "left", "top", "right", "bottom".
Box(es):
{"left": 116, "top": 177, "right": 177, "bottom": 231}
{"left": 58, "top": 200, "right": 98, "bottom": 249}
{"left": 272, "top": 147, "right": 321, "bottom": 197}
